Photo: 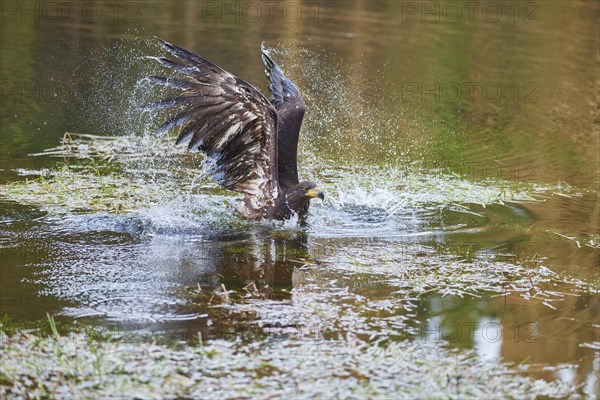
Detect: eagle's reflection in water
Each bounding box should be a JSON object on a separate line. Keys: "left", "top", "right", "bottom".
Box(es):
{"left": 155, "top": 228, "right": 310, "bottom": 342}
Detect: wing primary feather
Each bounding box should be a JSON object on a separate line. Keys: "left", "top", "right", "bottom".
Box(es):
{"left": 156, "top": 107, "right": 199, "bottom": 134}
{"left": 154, "top": 56, "right": 200, "bottom": 75}
{"left": 260, "top": 43, "right": 306, "bottom": 188}
{"left": 260, "top": 45, "right": 301, "bottom": 109}
{"left": 150, "top": 38, "right": 281, "bottom": 210}
{"left": 147, "top": 75, "right": 200, "bottom": 91}
{"left": 176, "top": 119, "right": 207, "bottom": 145}
{"left": 140, "top": 96, "right": 197, "bottom": 111}
{"left": 158, "top": 39, "right": 224, "bottom": 73}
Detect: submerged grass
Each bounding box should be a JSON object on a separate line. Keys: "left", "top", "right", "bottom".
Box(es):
{"left": 2, "top": 134, "right": 222, "bottom": 213}
{"left": 321, "top": 242, "right": 597, "bottom": 298}
{"left": 1, "top": 133, "right": 581, "bottom": 215}
{"left": 2, "top": 133, "right": 596, "bottom": 398}
{"left": 0, "top": 329, "right": 576, "bottom": 399}
{"left": 210, "top": 246, "right": 596, "bottom": 345}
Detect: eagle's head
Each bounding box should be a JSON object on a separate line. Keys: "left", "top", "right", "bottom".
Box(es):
{"left": 285, "top": 181, "right": 324, "bottom": 218}
{"left": 295, "top": 181, "right": 325, "bottom": 201}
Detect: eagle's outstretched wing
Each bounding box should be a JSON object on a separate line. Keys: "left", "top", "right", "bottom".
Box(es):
{"left": 261, "top": 44, "right": 306, "bottom": 189}
{"left": 146, "top": 39, "right": 280, "bottom": 210}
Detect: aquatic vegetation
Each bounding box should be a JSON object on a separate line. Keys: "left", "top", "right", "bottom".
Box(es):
{"left": 321, "top": 242, "right": 597, "bottom": 298}
{"left": 0, "top": 330, "right": 576, "bottom": 399}
{"left": 2, "top": 6, "right": 598, "bottom": 397}
{"left": 2, "top": 133, "right": 597, "bottom": 398}
{"left": 0, "top": 133, "right": 579, "bottom": 215}
{"left": 549, "top": 231, "right": 600, "bottom": 250}
{"left": 2, "top": 133, "right": 215, "bottom": 213}
{"left": 209, "top": 244, "right": 596, "bottom": 345}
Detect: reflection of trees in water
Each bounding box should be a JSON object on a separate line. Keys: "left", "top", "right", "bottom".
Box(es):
{"left": 412, "top": 291, "right": 599, "bottom": 393}
{"left": 499, "top": 292, "right": 599, "bottom": 393}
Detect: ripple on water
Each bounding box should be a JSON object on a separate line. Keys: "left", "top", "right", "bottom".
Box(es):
{"left": 3, "top": 161, "right": 544, "bottom": 328}
{"left": 307, "top": 185, "right": 491, "bottom": 239}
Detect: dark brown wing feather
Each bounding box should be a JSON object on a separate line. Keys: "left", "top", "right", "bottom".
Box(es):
{"left": 148, "top": 39, "right": 280, "bottom": 209}
{"left": 261, "top": 44, "right": 306, "bottom": 189}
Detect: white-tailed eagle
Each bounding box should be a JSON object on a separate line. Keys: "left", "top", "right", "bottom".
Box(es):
{"left": 145, "top": 39, "right": 324, "bottom": 220}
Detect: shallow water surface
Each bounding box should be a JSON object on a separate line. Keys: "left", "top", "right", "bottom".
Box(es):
{"left": 1, "top": 0, "right": 599, "bottom": 396}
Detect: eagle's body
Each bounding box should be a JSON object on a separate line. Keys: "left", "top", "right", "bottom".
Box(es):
{"left": 147, "top": 39, "right": 323, "bottom": 221}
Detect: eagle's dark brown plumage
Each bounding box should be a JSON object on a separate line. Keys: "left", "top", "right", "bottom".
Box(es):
{"left": 146, "top": 39, "right": 323, "bottom": 220}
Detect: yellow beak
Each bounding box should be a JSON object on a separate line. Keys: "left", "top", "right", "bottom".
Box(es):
{"left": 306, "top": 188, "right": 325, "bottom": 200}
